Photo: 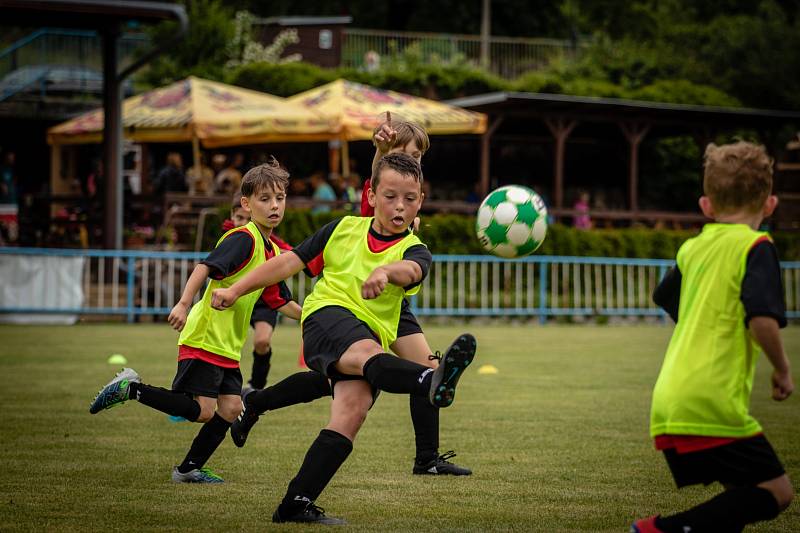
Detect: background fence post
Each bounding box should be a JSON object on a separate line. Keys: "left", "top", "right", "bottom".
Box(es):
{"left": 538, "top": 260, "right": 548, "bottom": 325}
{"left": 126, "top": 256, "right": 135, "bottom": 323}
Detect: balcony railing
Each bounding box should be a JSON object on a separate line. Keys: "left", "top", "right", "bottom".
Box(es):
{"left": 341, "top": 28, "right": 583, "bottom": 79}
{"left": 0, "top": 28, "right": 147, "bottom": 102}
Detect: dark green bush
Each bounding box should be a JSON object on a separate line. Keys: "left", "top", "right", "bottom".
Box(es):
{"left": 200, "top": 209, "right": 797, "bottom": 260}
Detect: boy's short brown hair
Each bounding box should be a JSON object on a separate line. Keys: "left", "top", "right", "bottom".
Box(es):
{"left": 703, "top": 141, "right": 773, "bottom": 214}
{"left": 393, "top": 120, "right": 430, "bottom": 154}
{"left": 241, "top": 157, "right": 289, "bottom": 197}
{"left": 373, "top": 152, "right": 423, "bottom": 189}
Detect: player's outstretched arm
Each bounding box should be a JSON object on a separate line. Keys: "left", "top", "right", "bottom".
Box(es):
{"left": 362, "top": 260, "right": 422, "bottom": 300}
{"left": 750, "top": 316, "right": 794, "bottom": 401}
{"left": 371, "top": 111, "right": 396, "bottom": 178}
{"left": 277, "top": 300, "right": 302, "bottom": 320}
{"left": 211, "top": 252, "right": 305, "bottom": 310}
{"left": 169, "top": 263, "right": 211, "bottom": 331}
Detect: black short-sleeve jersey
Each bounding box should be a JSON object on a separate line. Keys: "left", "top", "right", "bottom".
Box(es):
{"left": 653, "top": 240, "right": 786, "bottom": 327}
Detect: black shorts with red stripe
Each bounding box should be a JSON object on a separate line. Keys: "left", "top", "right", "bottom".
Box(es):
{"left": 663, "top": 434, "right": 785, "bottom": 488}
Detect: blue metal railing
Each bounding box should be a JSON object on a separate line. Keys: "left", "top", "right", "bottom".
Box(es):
{"left": 1, "top": 247, "right": 798, "bottom": 322}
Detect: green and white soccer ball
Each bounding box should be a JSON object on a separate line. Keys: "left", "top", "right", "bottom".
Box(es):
{"left": 476, "top": 185, "right": 548, "bottom": 258}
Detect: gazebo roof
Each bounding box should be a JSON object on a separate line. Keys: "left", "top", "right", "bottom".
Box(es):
{"left": 447, "top": 91, "right": 800, "bottom": 132}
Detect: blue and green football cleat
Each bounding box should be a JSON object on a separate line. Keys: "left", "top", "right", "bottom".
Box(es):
{"left": 429, "top": 333, "right": 477, "bottom": 408}
{"left": 171, "top": 466, "right": 224, "bottom": 483}
{"left": 89, "top": 368, "right": 140, "bottom": 414}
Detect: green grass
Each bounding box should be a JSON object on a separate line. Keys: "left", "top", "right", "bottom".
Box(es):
{"left": 0, "top": 323, "right": 798, "bottom": 532}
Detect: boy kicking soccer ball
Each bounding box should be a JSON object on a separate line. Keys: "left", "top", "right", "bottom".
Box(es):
{"left": 632, "top": 141, "right": 794, "bottom": 532}
{"left": 211, "top": 153, "right": 477, "bottom": 524}
{"left": 231, "top": 114, "right": 472, "bottom": 476}
{"left": 89, "top": 159, "right": 300, "bottom": 483}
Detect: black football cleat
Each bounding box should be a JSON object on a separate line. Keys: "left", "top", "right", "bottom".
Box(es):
{"left": 413, "top": 450, "right": 472, "bottom": 476}
{"left": 272, "top": 501, "right": 346, "bottom": 526}
{"left": 230, "top": 389, "right": 260, "bottom": 448}
{"left": 429, "top": 333, "right": 476, "bottom": 408}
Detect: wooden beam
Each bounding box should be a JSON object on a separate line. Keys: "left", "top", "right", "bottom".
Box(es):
{"left": 545, "top": 117, "right": 577, "bottom": 209}
{"left": 619, "top": 121, "right": 650, "bottom": 212}
{"left": 479, "top": 115, "right": 504, "bottom": 197}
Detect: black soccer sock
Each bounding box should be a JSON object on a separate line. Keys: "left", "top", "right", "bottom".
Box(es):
{"left": 656, "top": 486, "right": 781, "bottom": 533}
{"left": 128, "top": 382, "right": 201, "bottom": 422}
{"left": 249, "top": 348, "right": 272, "bottom": 389}
{"left": 279, "top": 429, "right": 353, "bottom": 513}
{"left": 177, "top": 413, "right": 232, "bottom": 473}
{"left": 362, "top": 353, "right": 433, "bottom": 396}
{"left": 410, "top": 394, "right": 440, "bottom": 463}
{"left": 248, "top": 371, "right": 331, "bottom": 414}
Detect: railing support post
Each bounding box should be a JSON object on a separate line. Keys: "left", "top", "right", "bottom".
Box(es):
{"left": 538, "top": 260, "right": 548, "bottom": 324}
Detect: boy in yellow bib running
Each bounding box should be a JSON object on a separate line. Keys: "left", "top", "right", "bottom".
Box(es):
{"left": 632, "top": 141, "right": 794, "bottom": 532}
{"left": 89, "top": 159, "right": 300, "bottom": 483}
{"left": 211, "top": 153, "right": 477, "bottom": 525}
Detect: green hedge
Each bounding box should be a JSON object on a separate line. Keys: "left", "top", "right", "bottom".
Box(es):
{"left": 199, "top": 209, "right": 799, "bottom": 260}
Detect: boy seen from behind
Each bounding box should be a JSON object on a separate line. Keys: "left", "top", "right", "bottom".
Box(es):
{"left": 89, "top": 159, "right": 300, "bottom": 483}
{"left": 632, "top": 141, "right": 794, "bottom": 532}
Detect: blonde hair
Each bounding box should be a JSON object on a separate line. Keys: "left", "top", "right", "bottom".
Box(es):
{"left": 703, "top": 141, "right": 773, "bottom": 213}
{"left": 393, "top": 120, "right": 430, "bottom": 154}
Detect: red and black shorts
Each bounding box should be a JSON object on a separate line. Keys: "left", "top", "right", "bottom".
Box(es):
{"left": 172, "top": 359, "right": 243, "bottom": 398}
{"left": 663, "top": 434, "right": 785, "bottom": 488}
{"left": 396, "top": 298, "right": 424, "bottom": 338}
{"left": 250, "top": 299, "right": 278, "bottom": 328}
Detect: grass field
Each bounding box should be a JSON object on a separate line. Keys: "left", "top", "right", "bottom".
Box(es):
{"left": 0, "top": 323, "right": 798, "bottom": 532}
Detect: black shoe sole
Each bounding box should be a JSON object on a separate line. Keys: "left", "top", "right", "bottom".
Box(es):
{"left": 430, "top": 333, "right": 476, "bottom": 408}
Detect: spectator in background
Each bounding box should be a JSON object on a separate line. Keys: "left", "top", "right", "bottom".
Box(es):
{"left": 573, "top": 190, "right": 592, "bottom": 230}
{"left": 310, "top": 171, "right": 336, "bottom": 214}
{"left": 232, "top": 152, "right": 248, "bottom": 176}
{"left": 364, "top": 50, "right": 381, "bottom": 72}
{"left": 214, "top": 154, "right": 243, "bottom": 197}
{"left": 465, "top": 182, "right": 483, "bottom": 204}
{"left": 186, "top": 153, "right": 214, "bottom": 196}
{"left": 0, "top": 151, "right": 18, "bottom": 243}
{"left": 154, "top": 152, "right": 187, "bottom": 194}
{"left": 289, "top": 176, "right": 310, "bottom": 197}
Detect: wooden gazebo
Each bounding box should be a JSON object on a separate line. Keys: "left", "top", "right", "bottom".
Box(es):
{"left": 448, "top": 91, "right": 800, "bottom": 222}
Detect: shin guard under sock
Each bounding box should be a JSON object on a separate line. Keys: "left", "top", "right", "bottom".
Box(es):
{"left": 128, "top": 382, "right": 201, "bottom": 421}
{"left": 410, "top": 394, "right": 440, "bottom": 462}
{"left": 249, "top": 349, "right": 272, "bottom": 389}
{"left": 248, "top": 371, "right": 331, "bottom": 414}
{"left": 280, "top": 429, "right": 352, "bottom": 512}
{"left": 362, "top": 354, "right": 433, "bottom": 396}
{"left": 657, "top": 486, "right": 781, "bottom": 533}
{"left": 177, "top": 413, "right": 232, "bottom": 473}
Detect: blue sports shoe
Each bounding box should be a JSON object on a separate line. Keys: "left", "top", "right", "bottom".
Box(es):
{"left": 171, "top": 466, "right": 224, "bottom": 483}
{"left": 89, "top": 368, "right": 141, "bottom": 414}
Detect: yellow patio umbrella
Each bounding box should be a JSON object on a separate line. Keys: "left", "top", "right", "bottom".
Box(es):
{"left": 289, "top": 78, "right": 487, "bottom": 140}
{"left": 288, "top": 79, "right": 486, "bottom": 176}
{"left": 47, "top": 76, "right": 337, "bottom": 148}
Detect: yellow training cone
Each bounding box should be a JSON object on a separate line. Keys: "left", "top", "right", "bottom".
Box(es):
{"left": 107, "top": 354, "right": 128, "bottom": 365}
{"left": 477, "top": 364, "right": 498, "bottom": 375}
